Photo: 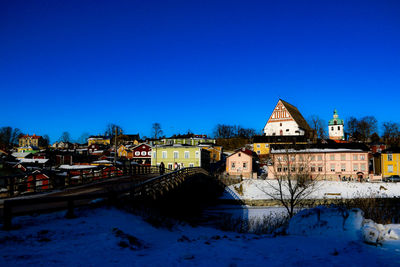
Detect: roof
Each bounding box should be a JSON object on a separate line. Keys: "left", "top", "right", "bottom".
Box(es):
{"left": 227, "top": 148, "right": 257, "bottom": 158}
{"left": 20, "top": 134, "right": 42, "bottom": 139}
{"left": 382, "top": 147, "right": 400, "bottom": 154}
{"left": 279, "top": 99, "right": 312, "bottom": 131}
{"left": 328, "top": 109, "right": 344, "bottom": 126}
{"left": 253, "top": 135, "right": 311, "bottom": 144}
{"left": 19, "top": 158, "right": 49, "bottom": 164}
{"left": 270, "top": 142, "right": 370, "bottom": 153}
{"left": 11, "top": 152, "right": 32, "bottom": 158}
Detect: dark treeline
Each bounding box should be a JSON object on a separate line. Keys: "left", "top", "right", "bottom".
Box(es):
{"left": 213, "top": 124, "right": 256, "bottom": 139}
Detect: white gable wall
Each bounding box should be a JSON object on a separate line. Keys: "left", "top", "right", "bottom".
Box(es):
{"left": 264, "top": 121, "right": 305, "bottom": 136}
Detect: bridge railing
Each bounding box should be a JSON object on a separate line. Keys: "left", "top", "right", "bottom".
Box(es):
{"left": 0, "top": 165, "right": 168, "bottom": 199}
{"left": 1, "top": 167, "right": 209, "bottom": 229}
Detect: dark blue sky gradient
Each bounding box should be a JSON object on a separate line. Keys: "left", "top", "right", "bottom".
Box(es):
{"left": 1, "top": 0, "right": 400, "bottom": 142}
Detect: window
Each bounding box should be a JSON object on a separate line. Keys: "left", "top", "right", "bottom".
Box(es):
{"left": 135, "top": 151, "right": 140, "bottom": 156}
{"left": 257, "top": 144, "right": 260, "bottom": 148}
{"left": 361, "top": 164, "right": 366, "bottom": 171}
{"left": 173, "top": 151, "right": 179, "bottom": 159}
{"left": 141, "top": 151, "right": 146, "bottom": 156}
{"left": 331, "top": 127, "right": 334, "bottom": 131}
{"left": 162, "top": 151, "right": 167, "bottom": 159}
{"left": 283, "top": 166, "right": 288, "bottom": 172}
{"left": 286, "top": 129, "right": 289, "bottom": 132}
{"left": 341, "top": 164, "right": 346, "bottom": 172}
{"left": 317, "top": 155, "right": 322, "bottom": 161}
{"left": 184, "top": 151, "right": 190, "bottom": 159}
{"left": 311, "top": 156, "right": 315, "bottom": 161}
{"left": 353, "top": 164, "right": 358, "bottom": 172}
{"left": 338, "top": 126, "right": 340, "bottom": 130}
{"left": 360, "top": 155, "right": 365, "bottom": 160}
{"left": 168, "top": 163, "right": 173, "bottom": 169}
{"left": 290, "top": 156, "right": 295, "bottom": 161}
{"left": 318, "top": 165, "right": 323, "bottom": 172}
{"left": 387, "top": 164, "right": 393, "bottom": 172}
{"left": 189, "top": 163, "right": 194, "bottom": 167}
{"left": 299, "top": 166, "right": 304, "bottom": 172}
{"left": 257, "top": 151, "right": 261, "bottom": 155}
{"left": 195, "top": 151, "right": 199, "bottom": 158}
{"left": 353, "top": 155, "right": 358, "bottom": 160}
{"left": 311, "top": 165, "right": 316, "bottom": 172}
{"left": 341, "top": 154, "right": 346, "bottom": 161}
{"left": 330, "top": 164, "right": 335, "bottom": 172}
{"left": 330, "top": 155, "right": 335, "bottom": 161}
{"left": 277, "top": 166, "right": 282, "bottom": 172}
{"left": 280, "top": 123, "right": 282, "bottom": 126}
{"left": 231, "top": 162, "right": 235, "bottom": 169}
{"left": 291, "top": 166, "right": 295, "bottom": 172}
{"left": 148, "top": 151, "right": 152, "bottom": 156}
{"left": 243, "top": 162, "right": 247, "bottom": 169}
{"left": 238, "top": 153, "right": 241, "bottom": 157}
{"left": 265, "top": 144, "right": 269, "bottom": 148}
{"left": 388, "top": 154, "right": 393, "bottom": 161}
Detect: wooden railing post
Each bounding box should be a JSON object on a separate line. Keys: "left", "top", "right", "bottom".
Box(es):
{"left": 80, "top": 170, "right": 83, "bottom": 184}
{"left": 32, "top": 173, "right": 37, "bottom": 193}
{"left": 8, "top": 177, "right": 14, "bottom": 197}
{"left": 3, "top": 201, "right": 12, "bottom": 230}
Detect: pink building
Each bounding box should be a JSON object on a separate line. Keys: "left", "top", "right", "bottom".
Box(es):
{"left": 267, "top": 145, "right": 370, "bottom": 181}
{"left": 226, "top": 148, "right": 258, "bottom": 178}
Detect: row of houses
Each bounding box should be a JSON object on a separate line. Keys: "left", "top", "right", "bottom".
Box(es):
{"left": 225, "top": 99, "right": 400, "bottom": 181}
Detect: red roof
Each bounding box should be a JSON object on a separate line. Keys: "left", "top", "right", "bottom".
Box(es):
{"left": 21, "top": 134, "right": 42, "bottom": 139}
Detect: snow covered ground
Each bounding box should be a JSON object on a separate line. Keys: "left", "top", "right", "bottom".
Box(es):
{"left": 1, "top": 206, "right": 400, "bottom": 266}
{"left": 222, "top": 180, "right": 400, "bottom": 200}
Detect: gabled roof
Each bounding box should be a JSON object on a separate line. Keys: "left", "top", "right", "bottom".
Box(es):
{"left": 279, "top": 99, "right": 312, "bottom": 131}
{"left": 227, "top": 148, "right": 257, "bottom": 158}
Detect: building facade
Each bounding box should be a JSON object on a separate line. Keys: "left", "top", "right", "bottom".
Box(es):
{"left": 267, "top": 144, "right": 370, "bottom": 181}
{"left": 226, "top": 148, "right": 258, "bottom": 179}
{"left": 88, "top": 136, "right": 111, "bottom": 146}
{"left": 19, "top": 134, "right": 45, "bottom": 148}
{"left": 328, "top": 109, "right": 345, "bottom": 140}
{"left": 263, "top": 99, "right": 313, "bottom": 137}
{"left": 381, "top": 148, "right": 400, "bottom": 177}
{"left": 151, "top": 145, "right": 210, "bottom": 170}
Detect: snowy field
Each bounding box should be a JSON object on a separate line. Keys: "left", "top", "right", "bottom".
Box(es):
{"left": 1, "top": 206, "right": 400, "bottom": 266}
{"left": 222, "top": 180, "right": 400, "bottom": 200}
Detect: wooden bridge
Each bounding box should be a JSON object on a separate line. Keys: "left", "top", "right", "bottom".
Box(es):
{"left": 0, "top": 166, "right": 210, "bottom": 229}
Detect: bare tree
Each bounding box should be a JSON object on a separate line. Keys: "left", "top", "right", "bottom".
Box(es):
{"left": 0, "top": 126, "right": 22, "bottom": 148}
{"left": 77, "top": 132, "right": 90, "bottom": 144}
{"left": 152, "top": 123, "right": 163, "bottom": 139}
{"left": 105, "top": 123, "right": 123, "bottom": 137}
{"left": 346, "top": 117, "right": 358, "bottom": 137}
{"left": 382, "top": 122, "right": 400, "bottom": 147}
{"left": 42, "top": 134, "right": 50, "bottom": 147}
{"left": 264, "top": 146, "right": 318, "bottom": 218}
{"left": 59, "top": 131, "right": 71, "bottom": 143}
{"left": 358, "top": 116, "right": 377, "bottom": 142}
{"left": 308, "top": 115, "right": 326, "bottom": 139}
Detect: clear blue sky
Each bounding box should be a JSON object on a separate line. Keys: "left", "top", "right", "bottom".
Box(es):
{"left": 1, "top": 0, "right": 399, "bottom": 142}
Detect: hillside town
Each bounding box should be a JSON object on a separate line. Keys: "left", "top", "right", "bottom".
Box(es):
{"left": 1, "top": 99, "right": 399, "bottom": 196}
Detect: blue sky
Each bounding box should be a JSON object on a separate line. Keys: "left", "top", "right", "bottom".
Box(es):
{"left": 1, "top": 0, "right": 399, "bottom": 142}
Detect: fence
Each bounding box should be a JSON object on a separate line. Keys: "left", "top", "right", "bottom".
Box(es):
{"left": 0, "top": 165, "right": 170, "bottom": 199}
{"left": 1, "top": 167, "right": 208, "bottom": 229}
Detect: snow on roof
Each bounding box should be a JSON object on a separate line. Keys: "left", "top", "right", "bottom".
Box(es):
{"left": 58, "top": 165, "right": 98, "bottom": 170}
{"left": 271, "top": 148, "right": 365, "bottom": 154}
{"left": 92, "top": 160, "right": 112, "bottom": 164}
{"left": 11, "top": 152, "right": 32, "bottom": 158}
{"left": 19, "top": 158, "right": 49, "bottom": 164}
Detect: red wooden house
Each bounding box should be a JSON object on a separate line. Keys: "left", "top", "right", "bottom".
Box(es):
{"left": 131, "top": 143, "right": 152, "bottom": 165}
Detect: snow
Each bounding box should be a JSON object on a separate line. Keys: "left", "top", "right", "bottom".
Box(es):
{"left": 58, "top": 165, "right": 98, "bottom": 170}
{"left": 1, "top": 206, "right": 400, "bottom": 266}
{"left": 19, "top": 158, "right": 49, "bottom": 164}
{"left": 222, "top": 180, "right": 400, "bottom": 200}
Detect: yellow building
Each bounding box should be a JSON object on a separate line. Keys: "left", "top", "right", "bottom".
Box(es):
{"left": 88, "top": 136, "right": 111, "bottom": 146}
{"left": 199, "top": 144, "right": 223, "bottom": 163}
{"left": 19, "top": 134, "right": 44, "bottom": 148}
{"left": 253, "top": 135, "right": 310, "bottom": 156}
{"left": 381, "top": 148, "right": 400, "bottom": 177}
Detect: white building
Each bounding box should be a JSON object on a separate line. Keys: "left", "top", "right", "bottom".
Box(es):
{"left": 328, "top": 109, "right": 344, "bottom": 140}
{"left": 263, "top": 99, "right": 313, "bottom": 137}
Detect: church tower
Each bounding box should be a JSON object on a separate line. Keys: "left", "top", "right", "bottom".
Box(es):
{"left": 328, "top": 109, "right": 344, "bottom": 140}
